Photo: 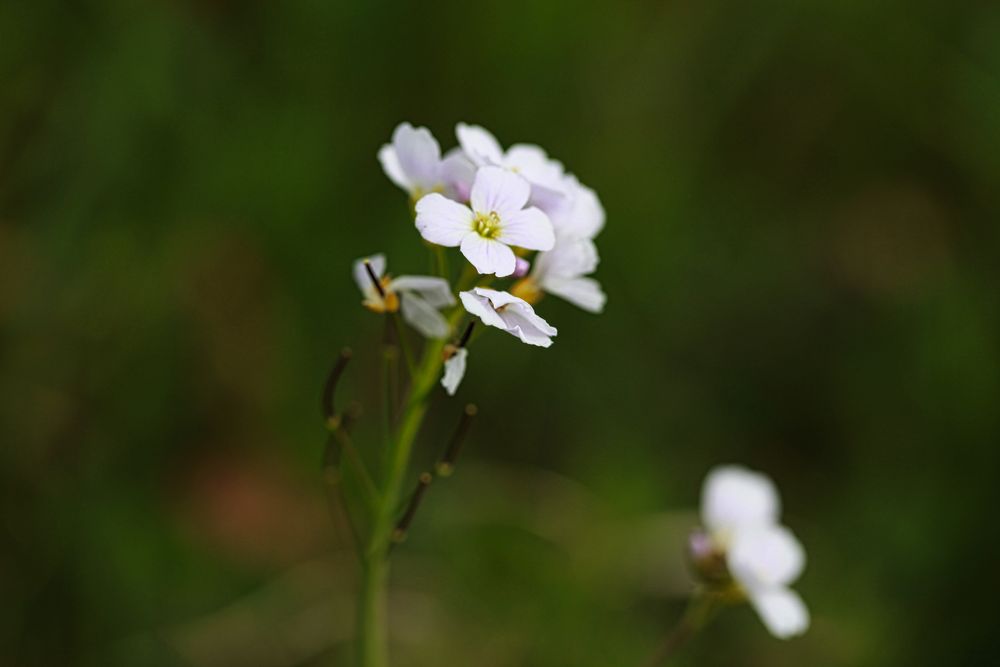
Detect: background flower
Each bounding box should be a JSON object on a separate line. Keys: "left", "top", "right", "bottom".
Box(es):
{"left": 698, "top": 465, "right": 809, "bottom": 639}
{"left": 353, "top": 254, "right": 455, "bottom": 338}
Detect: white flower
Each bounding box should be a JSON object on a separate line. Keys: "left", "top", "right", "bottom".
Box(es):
{"left": 353, "top": 254, "right": 456, "bottom": 339}
{"left": 545, "top": 175, "right": 605, "bottom": 240}
{"left": 456, "top": 123, "right": 569, "bottom": 212}
{"left": 459, "top": 287, "right": 557, "bottom": 347}
{"left": 415, "top": 166, "right": 555, "bottom": 277}
{"left": 728, "top": 524, "right": 810, "bottom": 639}
{"left": 699, "top": 465, "right": 809, "bottom": 639}
{"left": 531, "top": 236, "right": 606, "bottom": 313}
{"left": 378, "top": 123, "right": 475, "bottom": 201}
{"left": 441, "top": 348, "right": 468, "bottom": 396}
{"left": 701, "top": 465, "right": 780, "bottom": 540}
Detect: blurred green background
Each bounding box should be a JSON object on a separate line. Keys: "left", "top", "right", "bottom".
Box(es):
{"left": 3, "top": 0, "right": 1000, "bottom": 665}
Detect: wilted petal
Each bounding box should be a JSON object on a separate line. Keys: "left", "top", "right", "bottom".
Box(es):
{"left": 415, "top": 193, "right": 474, "bottom": 247}
{"left": 748, "top": 587, "right": 810, "bottom": 639}
{"left": 460, "top": 234, "right": 517, "bottom": 277}
{"left": 400, "top": 291, "right": 450, "bottom": 339}
{"left": 456, "top": 123, "right": 504, "bottom": 166}
{"left": 701, "top": 465, "right": 781, "bottom": 535}
{"left": 391, "top": 275, "right": 455, "bottom": 309}
{"left": 392, "top": 123, "right": 441, "bottom": 190}
{"left": 470, "top": 166, "right": 531, "bottom": 217}
{"left": 459, "top": 289, "right": 508, "bottom": 329}
{"left": 498, "top": 302, "right": 557, "bottom": 347}
{"left": 497, "top": 207, "right": 555, "bottom": 251}
{"left": 441, "top": 348, "right": 468, "bottom": 396}
{"left": 460, "top": 288, "right": 557, "bottom": 347}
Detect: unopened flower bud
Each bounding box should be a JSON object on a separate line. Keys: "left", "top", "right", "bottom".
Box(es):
{"left": 687, "top": 528, "right": 730, "bottom": 584}
{"left": 513, "top": 256, "right": 531, "bottom": 278}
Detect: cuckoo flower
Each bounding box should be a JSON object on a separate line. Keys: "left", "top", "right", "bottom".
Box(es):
{"left": 521, "top": 236, "right": 606, "bottom": 313}
{"left": 545, "top": 175, "right": 606, "bottom": 240}
{"left": 379, "top": 123, "right": 475, "bottom": 202}
{"left": 415, "top": 166, "right": 555, "bottom": 277}
{"left": 353, "top": 254, "right": 456, "bottom": 339}
{"left": 456, "top": 123, "right": 570, "bottom": 212}
{"left": 459, "top": 287, "right": 557, "bottom": 347}
{"left": 697, "top": 465, "right": 810, "bottom": 639}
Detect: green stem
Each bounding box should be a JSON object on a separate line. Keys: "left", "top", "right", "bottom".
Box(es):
{"left": 356, "top": 337, "right": 447, "bottom": 667}
{"left": 642, "top": 592, "right": 721, "bottom": 667}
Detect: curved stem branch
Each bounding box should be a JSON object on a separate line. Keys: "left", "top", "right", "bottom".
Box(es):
{"left": 642, "top": 592, "right": 721, "bottom": 667}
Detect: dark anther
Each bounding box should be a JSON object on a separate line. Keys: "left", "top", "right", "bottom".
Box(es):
{"left": 363, "top": 259, "right": 387, "bottom": 299}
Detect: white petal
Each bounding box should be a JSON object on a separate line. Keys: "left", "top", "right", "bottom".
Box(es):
{"left": 460, "top": 234, "right": 517, "bottom": 277}
{"left": 459, "top": 290, "right": 508, "bottom": 330}
{"left": 353, "top": 254, "right": 387, "bottom": 298}
{"left": 400, "top": 292, "right": 451, "bottom": 339}
{"left": 377, "top": 145, "right": 411, "bottom": 191}
{"left": 498, "top": 302, "right": 558, "bottom": 347}
{"left": 748, "top": 587, "right": 810, "bottom": 639}
{"left": 497, "top": 207, "right": 555, "bottom": 251}
{"left": 390, "top": 276, "right": 455, "bottom": 308}
{"left": 392, "top": 123, "right": 441, "bottom": 191}
{"left": 441, "top": 348, "right": 468, "bottom": 396}
{"left": 441, "top": 148, "right": 476, "bottom": 201}
{"left": 542, "top": 276, "right": 606, "bottom": 313}
{"left": 465, "top": 288, "right": 557, "bottom": 347}
{"left": 701, "top": 465, "right": 781, "bottom": 534}
{"left": 470, "top": 166, "right": 531, "bottom": 217}
{"left": 456, "top": 122, "right": 504, "bottom": 166}
{"left": 415, "top": 193, "right": 474, "bottom": 247}
{"left": 534, "top": 237, "right": 599, "bottom": 282}
{"left": 470, "top": 287, "right": 526, "bottom": 309}
{"left": 505, "top": 143, "right": 566, "bottom": 190}
{"left": 728, "top": 524, "right": 806, "bottom": 590}
{"left": 549, "top": 176, "right": 605, "bottom": 239}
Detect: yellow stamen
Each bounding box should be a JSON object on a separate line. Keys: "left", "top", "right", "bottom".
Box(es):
{"left": 510, "top": 277, "right": 542, "bottom": 304}
{"left": 363, "top": 276, "right": 400, "bottom": 313}
{"left": 473, "top": 211, "right": 502, "bottom": 239}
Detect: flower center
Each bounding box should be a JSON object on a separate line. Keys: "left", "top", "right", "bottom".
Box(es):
{"left": 473, "top": 211, "right": 502, "bottom": 239}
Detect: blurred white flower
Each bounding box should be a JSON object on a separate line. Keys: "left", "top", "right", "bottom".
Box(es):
{"left": 415, "top": 166, "right": 555, "bottom": 277}
{"left": 530, "top": 236, "right": 606, "bottom": 313}
{"left": 701, "top": 465, "right": 780, "bottom": 541}
{"left": 459, "top": 287, "right": 557, "bottom": 347}
{"left": 441, "top": 347, "right": 468, "bottom": 396}
{"left": 698, "top": 465, "right": 809, "bottom": 639}
{"left": 353, "top": 254, "right": 455, "bottom": 339}
{"left": 378, "top": 123, "right": 475, "bottom": 201}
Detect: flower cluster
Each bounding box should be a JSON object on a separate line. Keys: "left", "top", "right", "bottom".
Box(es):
{"left": 691, "top": 465, "right": 810, "bottom": 639}
{"left": 360, "top": 122, "right": 607, "bottom": 395}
